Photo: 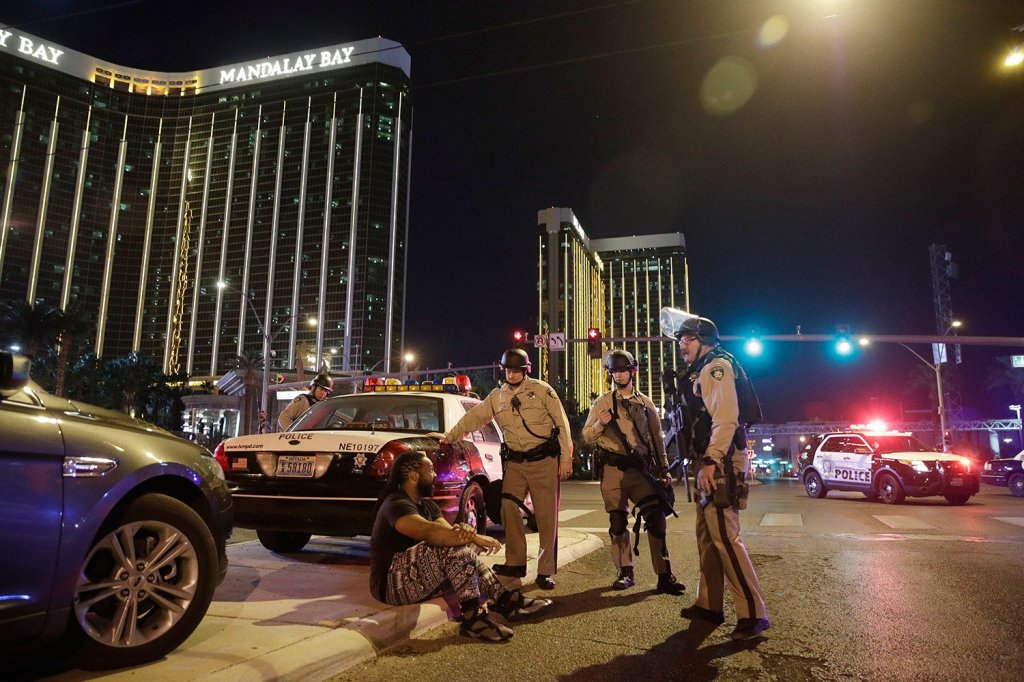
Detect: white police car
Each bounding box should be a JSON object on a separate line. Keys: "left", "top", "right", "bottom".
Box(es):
{"left": 801, "top": 430, "right": 979, "bottom": 505}
{"left": 216, "top": 376, "right": 531, "bottom": 552}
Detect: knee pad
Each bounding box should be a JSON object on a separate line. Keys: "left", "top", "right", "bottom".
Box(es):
{"left": 609, "top": 510, "right": 629, "bottom": 536}
{"left": 642, "top": 510, "right": 667, "bottom": 538}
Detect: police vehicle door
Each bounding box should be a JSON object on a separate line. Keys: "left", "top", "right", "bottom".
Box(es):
{"left": 817, "top": 435, "right": 850, "bottom": 483}
{"left": 832, "top": 435, "right": 872, "bottom": 487}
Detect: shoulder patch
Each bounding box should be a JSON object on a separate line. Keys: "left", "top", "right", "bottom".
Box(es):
{"left": 547, "top": 388, "right": 557, "bottom": 399}
{"left": 710, "top": 366, "right": 725, "bottom": 382}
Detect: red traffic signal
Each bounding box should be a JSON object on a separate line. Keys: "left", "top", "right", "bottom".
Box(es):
{"left": 512, "top": 329, "right": 526, "bottom": 345}
{"left": 587, "top": 328, "right": 602, "bottom": 359}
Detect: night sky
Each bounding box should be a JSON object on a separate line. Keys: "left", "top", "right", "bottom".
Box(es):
{"left": 5, "top": 0, "right": 1024, "bottom": 426}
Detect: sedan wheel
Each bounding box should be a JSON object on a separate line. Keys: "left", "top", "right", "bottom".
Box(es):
{"left": 456, "top": 481, "right": 487, "bottom": 535}
{"left": 804, "top": 471, "right": 827, "bottom": 498}
{"left": 877, "top": 473, "right": 905, "bottom": 505}
{"left": 72, "top": 494, "right": 217, "bottom": 669}
{"left": 1009, "top": 473, "right": 1024, "bottom": 498}
{"left": 256, "top": 530, "right": 312, "bottom": 553}
{"left": 944, "top": 493, "right": 970, "bottom": 505}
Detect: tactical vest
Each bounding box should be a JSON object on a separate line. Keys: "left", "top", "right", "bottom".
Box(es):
{"left": 683, "top": 347, "right": 762, "bottom": 455}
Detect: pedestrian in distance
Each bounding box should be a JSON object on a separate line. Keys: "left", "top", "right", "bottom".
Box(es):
{"left": 369, "top": 450, "right": 551, "bottom": 641}
{"left": 257, "top": 410, "right": 272, "bottom": 434}
{"left": 661, "top": 307, "right": 771, "bottom": 641}
{"left": 583, "top": 349, "right": 687, "bottom": 595}
{"left": 440, "top": 348, "right": 573, "bottom": 590}
{"left": 278, "top": 372, "right": 333, "bottom": 430}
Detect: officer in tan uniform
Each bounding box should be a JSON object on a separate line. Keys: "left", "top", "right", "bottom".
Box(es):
{"left": 441, "top": 348, "right": 572, "bottom": 590}
{"left": 582, "top": 349, "right": 685, "bottom": 595}
{"left": 278, "top": 372, "right": 333, "bottom": 430}
{"left": 662, "top": 308, "right": 770, "bottom": 640}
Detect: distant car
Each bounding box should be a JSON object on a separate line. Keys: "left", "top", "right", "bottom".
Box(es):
{"left": 981, "top": 451, "right": 1024, "bottom": 497}
{"left": 801, "top": 430, "right": 979, "bottom": 505}
{"left": 0, "top": 352, "right": 232, "bottom": 669}
{"left": 217, "top": 376, "right": 532, "bottom": 553}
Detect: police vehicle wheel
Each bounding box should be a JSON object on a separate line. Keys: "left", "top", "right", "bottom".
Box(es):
{"left": 256, "top": 530, "right": 311, "bottom": 553}
{"left": 803, "top": 471, "right": 827, "bottom": 499}
{"left": 944, "top": 493, "right": 970, "bottom": 505}
{"left": 1009, "top": 473, "right": 1024, "bottom": 498}
{"left": 456, "top": 482, "right": 487, "bottom": 535}
{"left": 876, "top": 473, "right": 905, "bottom": 505}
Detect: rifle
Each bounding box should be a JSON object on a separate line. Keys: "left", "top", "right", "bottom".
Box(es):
{"left": 604, "top": 392, "right": 677, "bottom": 518}
{"left": 660, "top": 369, "right": 692, "bottom": 503}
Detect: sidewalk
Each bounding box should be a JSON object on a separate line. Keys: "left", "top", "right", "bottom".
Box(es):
{"left": 48, "top": 529, "right": 602, "bottom": 681}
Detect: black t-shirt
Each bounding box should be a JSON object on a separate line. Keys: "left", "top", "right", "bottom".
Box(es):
{"left": 369, "top": 490, "right": 442, "bottom": 602}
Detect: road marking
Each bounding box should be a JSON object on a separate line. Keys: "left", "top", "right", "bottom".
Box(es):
{"left": 873, "top": 515, "right": 937, "bottom": 530}
{"left": 558, "top": 509, "right": 591, "bottom": 522}
{"left": 760, "top": 513, "right": 803, "bottom": 527}
{"left": 991, "top": 517, "right": 1024, "bottom": 528}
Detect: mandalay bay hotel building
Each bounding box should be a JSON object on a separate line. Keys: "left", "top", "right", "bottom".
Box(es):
{"left": 0, "top": 25, "right": 412, "bottom": 385}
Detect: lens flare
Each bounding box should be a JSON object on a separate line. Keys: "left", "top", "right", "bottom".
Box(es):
{"left": 758, "top": 15, "right": 789, "bottom": 48}
{"left": 700, "top": 56, "right": 758, "bottom": 116}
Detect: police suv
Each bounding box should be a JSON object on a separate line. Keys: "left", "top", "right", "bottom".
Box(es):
{"left": 215, "top": 376, "right": 529, "bottom": 552}
{"left": 801, "top": 430, "right": 979, "bottom": 505}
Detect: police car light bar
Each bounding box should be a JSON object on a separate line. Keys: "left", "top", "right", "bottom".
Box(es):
{"left": 361, "top": 375, "right": 472, "bottom": 394}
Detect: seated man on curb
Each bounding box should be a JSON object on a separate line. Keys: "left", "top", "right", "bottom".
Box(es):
{"left": 369, "top": 450, "right": 551, "bottom": 641}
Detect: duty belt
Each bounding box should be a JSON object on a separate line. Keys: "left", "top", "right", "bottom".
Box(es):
{"left": 502, "top": 441, "right": 558, "bottom": 463}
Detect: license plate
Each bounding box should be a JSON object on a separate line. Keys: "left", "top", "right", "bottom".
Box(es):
{"left": 276, "top": 455, "right": 315, "bottom": 477}
{"left": 950, "top": 477, "right": 963, "bottom": 487}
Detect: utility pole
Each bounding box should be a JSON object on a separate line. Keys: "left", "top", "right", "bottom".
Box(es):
{"left": 929, "top": 244, "right": 962, "bottom": 437}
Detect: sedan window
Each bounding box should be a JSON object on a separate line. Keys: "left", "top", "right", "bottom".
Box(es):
{"left": 292, "top": 395, "right": 442, "bottom": 432}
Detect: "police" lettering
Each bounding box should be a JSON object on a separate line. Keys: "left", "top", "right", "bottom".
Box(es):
{"left": 279, "top": 433, "right": 314, "bottom": 440}
{"left": 834, "top": 468, "right": 871, "bottom": 482}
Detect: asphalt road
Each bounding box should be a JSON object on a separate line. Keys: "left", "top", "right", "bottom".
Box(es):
{"left": 332, "top": 478, "right": 1024, "bottom": 682}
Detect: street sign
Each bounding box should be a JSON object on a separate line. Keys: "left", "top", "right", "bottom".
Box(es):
{"left": 548, "top": 332, "right": 566, "bottom": 352}
{"left": 1013, "top": 355, "right": 1024, "bottom": 368}
{"left": 533, "top": 334, "right": 548, "bottom": 349}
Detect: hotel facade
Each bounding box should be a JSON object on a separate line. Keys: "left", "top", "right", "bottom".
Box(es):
{"left": 0, "top": 25, "right": 412, "bottom": 378}
{"left": 537, "top": 207, "right": 688, "bottom": 412}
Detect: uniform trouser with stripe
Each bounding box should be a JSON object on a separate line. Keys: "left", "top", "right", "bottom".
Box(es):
{"left": 501, "top": 456, "right": 559, "bottom": 576}
{"left": 694, "top": 501, "right": 767, "bottom": 620}
{"left": 601, "top": 464, "right": 669, "bottom": 573}
{"left": 384, "top": 542, "right": 504, "bottom": 608}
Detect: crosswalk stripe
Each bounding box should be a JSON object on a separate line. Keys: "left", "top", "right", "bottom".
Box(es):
{"left": 558, "top": 509, "right": 591, "bottom": 522}
{"left": 991, "top": 517, "right": 1024, "bottom": 528}
{"left": 760, "top": 513, "right": 803, "bottom": 527}
{"left": 873, "top": 515, "right": 937, "bottom": 530}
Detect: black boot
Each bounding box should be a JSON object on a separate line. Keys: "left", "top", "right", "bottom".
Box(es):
{"left": 493, "top": 564, "right": 527, "bottom": 578}
{"left": 612, "top": 566, "right": 635, "bottom": 590}
{"left": 656, "top": 572, "right": 686, "bottom": 595}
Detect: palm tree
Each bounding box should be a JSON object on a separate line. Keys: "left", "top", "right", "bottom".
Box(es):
{"left": 0, "top": 300, "right": 59, "bottom": 359}
{"left": 236, "top": 350, "right": 264, "bottom": 435}
{"left": 53, "top": 303, "right": 94, "bottom": 397}
{"left": 105, "top": 352, "right": 161, "bottom": 416}
{"left": 294, "top": 341, "right": 317, "bottom": 383}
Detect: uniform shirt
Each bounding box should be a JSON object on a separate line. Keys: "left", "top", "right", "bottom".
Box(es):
{"left": 368, "top": 491, "right": 442, "bottom": 602}
{"left": 278, "top": 393, "right": 314, "bottom": 430}
{"left": 444, "top": 377, "right": 573, "bottom": 466}
{"left": 692, "top": 354, "right": 740, "bottom": 466}
{"left": 582, "top": 389, "right": 669, "bottom": 474}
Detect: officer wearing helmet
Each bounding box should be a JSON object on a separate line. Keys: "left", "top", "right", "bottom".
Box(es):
{"left": 660, "top": 307, "right": 770, "bottom": 640}
{"left": 441, "top": 348, "right": 572, "bottom": 590}
{"left": 582, "top": 349, "right": 685, "bottom": 595}
{"left": 278, "top": 372, "right": 334, "bottom": 430}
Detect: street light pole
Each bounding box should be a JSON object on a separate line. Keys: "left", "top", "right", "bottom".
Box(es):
{"left": 897, "top": 342, "right": 948, "bottom": 451}
{"left": 1010, "top": 404, "right": 1023, "bottom": 450}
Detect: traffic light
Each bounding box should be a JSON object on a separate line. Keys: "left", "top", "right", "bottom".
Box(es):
{"left": 587, "top": 327, "right": 602, "bottom": 359}
{"left": 744, "top": 332, "right": 763, "bottom": 357}
{"left": 512, "top": 329, "right": 526, "bottom": 347}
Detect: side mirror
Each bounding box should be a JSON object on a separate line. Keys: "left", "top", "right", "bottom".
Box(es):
{"left": 0, "top": 351, "right": 31, "bottom": 395}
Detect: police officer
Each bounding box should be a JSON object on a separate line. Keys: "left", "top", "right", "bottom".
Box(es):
{"left": 278, "top": 372, "right": 333, "bottom": 430}
{"left": 663, "top": 309, "right": 770, "bottom": 640}
{"left": 441, "top": 349, "right": 572, "bottom": 590}
{"left": 582, "top": 349, "right": 685, "bottom": 595}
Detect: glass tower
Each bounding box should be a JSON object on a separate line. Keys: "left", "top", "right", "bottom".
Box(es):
{"left": 0, "top": 26, "right": 412, "bottom": 377}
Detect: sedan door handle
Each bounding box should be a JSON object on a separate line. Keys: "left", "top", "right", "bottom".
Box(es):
{"left": 842, "top": 456, "right": 851, "bottom": 460}
{"left": 485, "top": 454, "right": 494, "bottom": 461}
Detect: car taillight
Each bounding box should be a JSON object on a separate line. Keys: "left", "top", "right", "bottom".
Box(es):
{"left": 369, "top": 440, "right": 410, "bottom": 477}
{"left": 959, "top": 456, "right": 972, "bottom": 473}
{"left": 212, "top": 441, "right": 229, "bottom": 473}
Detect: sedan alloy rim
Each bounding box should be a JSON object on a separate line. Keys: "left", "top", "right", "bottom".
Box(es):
{"left": 74, "top": 520, "right": 200, "bottom": 648}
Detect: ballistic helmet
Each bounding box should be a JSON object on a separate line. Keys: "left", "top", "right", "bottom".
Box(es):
{"left": 677, "top": 316, "right": 720, "bottom": 344}
{"left": 604, "top": 349, "right": 638, "bottom": 373}
{"left": 310, "top": 372, "right": 334, "bottom": 391}
{"left": 500, "top": 348, "right": 532, "bottom": 373}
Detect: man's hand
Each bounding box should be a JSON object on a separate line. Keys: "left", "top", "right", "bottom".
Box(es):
{"left": 660, "top": 473, "right": 674, "bottom": 487}
{"left": 598, "top": 408, "right": 613, "bottom": 425}
{"left": 559, "top": 460, "right": 573, "bottom": 481}
{"left": 450, "top": 522, "right": 476, "bottom": 544}
{"left": 696, "top": 463, "right": 717, "bottom": 495}
{"left": 474, "top": 534, "right": 502, "bottom": 555}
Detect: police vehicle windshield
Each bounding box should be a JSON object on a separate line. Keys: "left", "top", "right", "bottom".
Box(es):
{"left": 867, "top": 434, "right": 933, "bottom": 455}
{"left": 290, "top": 395, "right": 443, "bottom": 433}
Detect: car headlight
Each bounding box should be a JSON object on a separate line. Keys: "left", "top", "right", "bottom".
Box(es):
{"left": 900, "top": 459, "right": 930, "bottom": 474}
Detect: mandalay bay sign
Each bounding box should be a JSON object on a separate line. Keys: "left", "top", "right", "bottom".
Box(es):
{"left": 218, "top": 46, "right": 357, "bottom": 84}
